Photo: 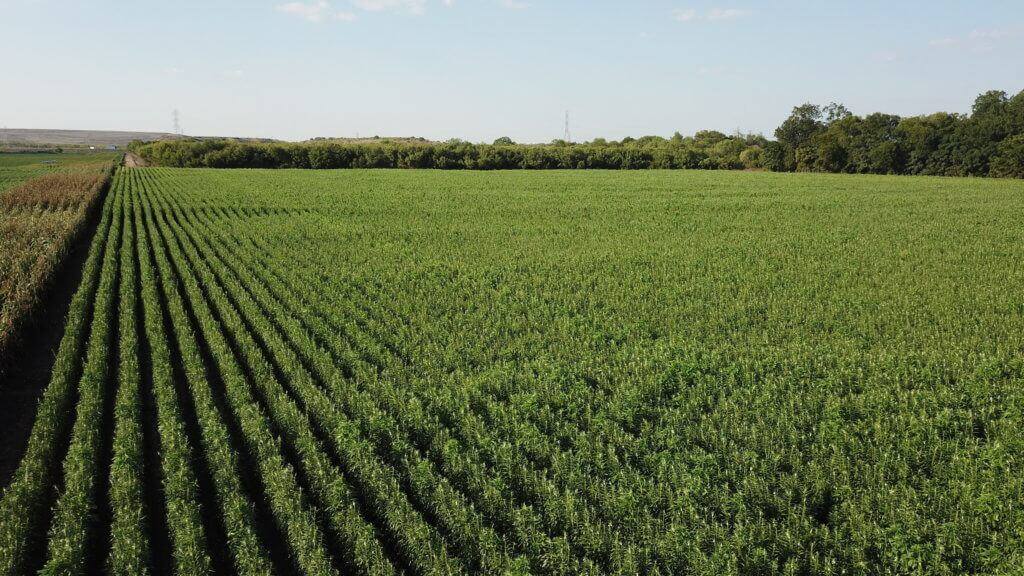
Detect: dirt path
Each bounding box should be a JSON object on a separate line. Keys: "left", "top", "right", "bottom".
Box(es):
{"left": 123, "top": 152, "right": 150, "bottom": 168}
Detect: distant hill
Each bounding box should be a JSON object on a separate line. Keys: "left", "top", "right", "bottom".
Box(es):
{"left": 304, "top": 136, "right": 437, "bottom": 145}
{"left": 0, "top": 129, "right": 182, "bottom": 148}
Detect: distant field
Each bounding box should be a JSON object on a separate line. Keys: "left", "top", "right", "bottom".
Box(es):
{"left": 0, "top": 128, "right": 177, "bottom": 148}
{"left": 0, "top": 152, "right": 121, "bottom": 168}
{"left": 0, "top": 152, "right": 120, "bottom": 193}
{"left": 0, "top": 153, "right": 117, "bottom": 364}
{"left": 2, "top": 168, "right": 1023, "bottom": 575}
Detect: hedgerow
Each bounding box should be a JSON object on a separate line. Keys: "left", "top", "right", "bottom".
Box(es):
{"left": 129, "top": 89, "right": 1024, "bottom": 178}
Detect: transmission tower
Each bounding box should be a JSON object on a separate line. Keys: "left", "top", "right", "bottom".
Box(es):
{"left": 563, "top": 110, "right": 572, "bottom": 143}
{"left": 173, "top": 109, "right": 181, "bottom": 135}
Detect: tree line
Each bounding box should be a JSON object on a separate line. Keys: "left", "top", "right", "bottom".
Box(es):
{"left": 130, "top": 89, "right": 1024, "bottom": 177}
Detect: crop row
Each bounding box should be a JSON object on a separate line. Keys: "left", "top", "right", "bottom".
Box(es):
{"left": 4, "top": 165, "right": 1021, "bottom": 575}
{"left": 135, "top": 167, "right": 711, "bottom": 573}
{"left": 144, "top": 169, "right": 704, "bottom": 572}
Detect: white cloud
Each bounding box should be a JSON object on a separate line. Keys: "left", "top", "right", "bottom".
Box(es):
{"left": 969, "top": 28, "right": 1012, "bottom": 40}
{"left": 673, "top": 7, "right": 752, "bottom": 23}
{"left": 223, "top": 69, "right": 245, "bottom": 78}
{"left": 928, "top": 27, "right": 1020, "bottom": 53}
{"left": 350, "top": 0, "right": 428, "bottom": 14}
{"left": 277, "top": 1, "right": 356, "bottom": 22}
{"left": 706, "top": 8, "right": 752, "bottom": 21}
{"left": 277, "top": 0, "right": 522, "bottom": 21}
{"left": 871, "top": 51, "right": 899, "bottom": 63}
{"left": 672, "top": 8, "right": 696, "bottom": 22}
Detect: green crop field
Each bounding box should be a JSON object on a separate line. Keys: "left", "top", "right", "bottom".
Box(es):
{"left": 2, "top": 167, "right": 1023, "bottom": 575}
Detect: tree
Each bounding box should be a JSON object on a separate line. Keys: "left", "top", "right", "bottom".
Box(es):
{"left": 867, "top": 141, "right": 906, "bottom": 174}
{"left": 493, "top": 136, "right": 515, "bottom": 146}
{"left": 762, "top": 141, "right": 793, "bottom": 172}
{"left": 710, "top": 138, "right": 746, "bottom": 169}
{"left": 990, "top": 135, "right": 1024, "bottom": 178}
{"left": 693, "top": 130, "right": 728, "bottom": 145}
{"left": 776, "top": 104, "right": 822, "bottom": 142}
{"left": 973, "top": 90, "right": 1009, "bottom": 117}
{"left": 739, "top": 146, "right": 764, "bottom": 170}
{"left": 898, "top": 113, "right": 961, "bottom": 175}
{"left": 949, "top": 91, "right": 1016, "bottom": 175}
{"left": 824, "top": 102, "right": 852, "bottom": 124}
{"left": 775, "top": 104, "right": 824, "bottom": 156}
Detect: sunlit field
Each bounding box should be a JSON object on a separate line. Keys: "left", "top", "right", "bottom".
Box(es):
{"left": 4, "top": 167, "right": 1023, "bottom": 575}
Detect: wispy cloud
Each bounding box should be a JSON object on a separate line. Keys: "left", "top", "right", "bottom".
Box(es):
{"left": 672, "top": 8, "right": 697, "bottom": 22}
{"left": 871, "top": 50, "right": 899, "bottom": 63}
{"left": 499, "top": 0, "right": 529, "bottom": 9}
{"left": 276, "top": 1, "right": 356, "bottom": 22}
{"left": 928, "top": 37, "right": 960, "bottom": 47}
{"left": 277, "top": 0, "right": 516, "bottom": 20}
{"left": 223, "top": 69, "right": 245, "bottom": 78}
{"left": 969, "top": 28, "right": 1013, "bottom": 40}
{"left": 673, "top": 7, "right": 752, "bottom": 22}
{"left": 706, "top": 8, "right": 752, "bottom": 21}
{"left": 929, "top": 26, "right": 1021, "bottom": 52}
{"left": 350, "top": 0, "right": 428, "bottom": 15}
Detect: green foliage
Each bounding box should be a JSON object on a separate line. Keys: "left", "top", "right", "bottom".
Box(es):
{"left": 990, "top": 134, "right": 1024, "bottom": 178}
{"left": 774, "top": 103, "right": 825, "bottom": 151}
{"left": 129, "top": 89, "right": 1024, "bottom": 179}
{"left": 40, "top": 178, "right": 126, "bottom": 576}
{"left": 4, "top": 167, "right": 1024, "bottom": 576}
{"left": 761, "top": 141, "right": 791, "bottom": 172}
{"left": 775, "top": 89, "right": 1024, "bottom": 177}
{"left": 129, "top": 134, "right": 767, "bottom": 172}
{"left": 0, "top": 183, "right": 118, "bottom": 576}
{"left": 12, "top": 168, "right": 1024, "bottom": 569}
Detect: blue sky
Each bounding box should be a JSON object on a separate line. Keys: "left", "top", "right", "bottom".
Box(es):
{"left": 2, "top": 0, "right": 1023, "bottom": 142}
